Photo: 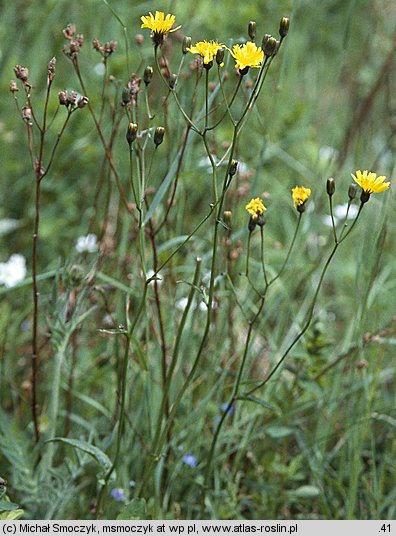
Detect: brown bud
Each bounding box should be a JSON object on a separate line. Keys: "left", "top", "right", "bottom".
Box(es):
{"left": 68, "top": 91, "right": 78, "bottom": 106}
{"left": 47, "top": 57, "right": 56, "bottom": 83}
{"left": 279, "top": 17, "right": 290, "bottom": 38}
{"left": 92, "top": 38, "right": 101, "bottom": 52}
{"left": 58, "top": 90, "right": 69, "bottom": 105}
{"left": 154, "top": 126, "right": 165, "bottom": 147}
{"left": 14, "top": 65, "right": 29, "bottom": 83}
{"left": 9, "top": 80, "right": 19, "bottom": 93}
{"left": 77, "top": 95, "right": 89, "bottom": 108}
{"left": 63, "top": 23, "right": 76, "bottom": 40}
{"left": 135, "top": 34, "right": 144, "bottom": 46}
{"left": 22, "top": 105, "right": 32, "bottom": 122}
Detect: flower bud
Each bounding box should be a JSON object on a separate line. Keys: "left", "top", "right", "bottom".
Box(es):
{"left": 264, "top": 36, "right": 278, "bottom": 56}
{"left": 326, "top": 177, "right": 335, "bottom": 197}
{"left": 257, "top": 214, "right": 266, "bottom": 227}
{"left": 348, "top": 184, "right": 357, "bottom": 200}
{"left": 143, "top": 66, "right": 153, "bottom": 86}
{"left": 182, "top": 36, "right": 192, "bottom": 55}
{"left": 22, "top": 105, "right": 32, "bottom": 122}
{"left": 228, "top": 160, "right": 238, "bottom": 177}
{"left": 9, "top": 80, "right": 19, "bottom": 93}
{"left": 154, "top": 126, "right": 165, "bottom": 147}
{"left": 47, "top": 57, "right": 56, "bottom": 82}
{"left": 279, "top": 17, "right": 290, "bottom": 38}
{"left": 223, "top": 211, "right": 232, "bottom": 227}
{"left": 14, "top": 65, "right": 29, "bottom": 83}
{"left": 248, "top": 214, "right": 258, "bottom": 232}
{"left": 68, "top": 91, "right": 78, "bottom": 106}
{"left": 126, "top": 123, "right": 138, "bottom": 145}
{"left": 168, "top": 74, "right": 178, "bottom": 90}
{"left": 216, "top": 47, "right": 225, "bottom": 66}
{"left": 122, "top": 87, "right": 131, "bottom": 105}
{"left": 261, "top": 34, "right": 272, "bottom": 50}
{"left": 360, "top": 190, "right": 370, "bottom": 204}
{"left": 77, "top": 95, "right": 89, "bottom": 108}
{"left": 297, "top": 202, "right": 307, "bottom": 214}
{"left": 58, "top": 90, "right": 69, "bottom": 106}
{"left": 248, "top": 21, "right": 257, "bottom": 41}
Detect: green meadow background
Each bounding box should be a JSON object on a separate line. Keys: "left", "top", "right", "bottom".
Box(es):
{"left": 0, "top": 0, "right": 395, "bottom": 520}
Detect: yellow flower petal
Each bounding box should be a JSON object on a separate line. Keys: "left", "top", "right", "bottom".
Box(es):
{"left": 188, "top": 41, "right": 224, "bottom": 64}
{"left": 292, "top": 186, "right": 311, "bottom": 207}
{"left": 351, "top": 169, "right": 390, "bottom": 194}
{"left": 245, "top": 197, "right": 266, "bottom": 216}
{"left": 231, "top": 42, "right": 264, "bottom": 70}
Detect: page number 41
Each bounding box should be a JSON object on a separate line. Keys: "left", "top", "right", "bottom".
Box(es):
{"left": 380, "top": 525, "right": 391, "bottom": 533}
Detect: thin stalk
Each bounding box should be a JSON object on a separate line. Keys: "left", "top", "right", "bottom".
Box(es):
{"left": 269, "top": 212, "right": 302, "bottom": 286}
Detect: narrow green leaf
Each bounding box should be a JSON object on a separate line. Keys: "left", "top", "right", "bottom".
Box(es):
{"left": 47, "top": 437, "right": 112, "bottom": 473}
{"left": 237, "top": 394, "right": 277, "bottom": 412}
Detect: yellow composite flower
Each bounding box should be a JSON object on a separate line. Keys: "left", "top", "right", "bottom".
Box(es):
{"left": 140, "top": 11, "right": 181, "bottom": 43}
{"left": 292, "top": 186, "right": 311, "bottom": 207}
{"left": 351, "top": 170, "right": 390, "bottom": 194}
{"left": 245, "top": 197, "right": 266, "bottom": 216}
{"left": 231, "top": 42, "right": 264, "bottom": 71}
{"left": 188, "top": 40, "right": 224, "bottom": 65}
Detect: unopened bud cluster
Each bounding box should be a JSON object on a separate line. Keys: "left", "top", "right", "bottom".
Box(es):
{"left": 92, "top": 39, "right": 117, "bottom": 58}
{"left": 122, "top": 74, "right": 142, "bottom": 107}
{"left": 47, "top": 57, "right": 56, "bottom": 83}
{"left": 62, "top": 24, "right": 84, "bottom": 59}
{"left": 58, "top": 90, "right": 89, "bottom": 109}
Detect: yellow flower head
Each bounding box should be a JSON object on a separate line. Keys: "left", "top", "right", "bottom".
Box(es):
{"left": 231, "top": 42, "right": 264, "bottom": 71}
{"left": 140, "top": 11, "right": 181, "bottom": 45}
{"left": 245, "top": 197, "right": 266, "bottom": 216}
{"left": 351, "top": 170, "right": 390, "bottom": 194}
{"left": 292, "top": 186, "right": 311, "bottom": 207}
{"left": 188, "top": 41, "right": 225, "bottom": 65}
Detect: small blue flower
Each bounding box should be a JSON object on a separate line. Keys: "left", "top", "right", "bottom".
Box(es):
{"left": 221, "top": 402, "right": 235, "bottom": 416}
{"left": 182, "top": 453, "right": 197, "bottom": 468}
{"left": 110, "top": 488, "right": 126, "bottom": 501}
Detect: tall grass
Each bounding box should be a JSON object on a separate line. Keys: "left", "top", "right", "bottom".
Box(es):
{"left": 0, "top": 0, "right": 395, "bottom": 521}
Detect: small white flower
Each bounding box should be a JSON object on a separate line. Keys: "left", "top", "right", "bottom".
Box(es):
{"left": 333, "top": 203, "right": 359, "bottom": 220}
{"left": 0, "top": 254, "right": 27, "bottom": 288}
{"left": 322, "top": 204, "right": 359, "bottom": 227}
{"left": 94, "top": 63, "right": 106, "bottom": 76}
{"left": 75, "top": 233, "right": 98, "bottom": 253}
